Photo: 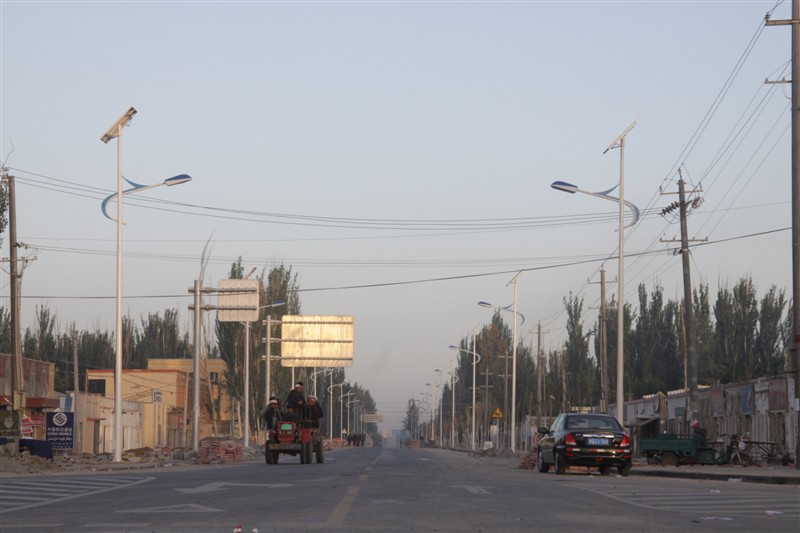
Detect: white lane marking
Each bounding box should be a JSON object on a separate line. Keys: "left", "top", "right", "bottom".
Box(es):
{"left": 175, "top": 482, "right": 293, "bottom": 494}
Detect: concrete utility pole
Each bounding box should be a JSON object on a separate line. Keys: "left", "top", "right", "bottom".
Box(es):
{"left": 660, "top": 171, "right": 704, "bottom": 422}
{"left": 72, "top": 330, "right": 81, "bottom": 454}
{"left": 766, "top": 0, "right": 800, "bottom": 470}
{"left": 536, "top": 323, "right": 545, "bottom": 429}
{"left": 590, "top": 269, "right": 609, "bottom": 413}
{"left": 5, "top": 172, "right": 24, "bottom": 410}
{"left": 192, "top": 280, "right": 202, "bottom": 451}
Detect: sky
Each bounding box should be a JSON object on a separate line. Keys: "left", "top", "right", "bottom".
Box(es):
{"left": 1, "top": 0, "right": 795, "bottom": 431}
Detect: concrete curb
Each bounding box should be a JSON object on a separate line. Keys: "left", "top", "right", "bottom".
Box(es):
{"left": 630, "top": 466, "right": 800, "bottom": 485}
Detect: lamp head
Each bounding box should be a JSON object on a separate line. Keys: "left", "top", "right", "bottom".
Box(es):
{"left": 164, "top": 174, "right": 192, "bottom": 186}
{"left": 100, "top": 107, "right": 137, "bottom": 144}
{"left": 477, "top": 301, "right": 493, "bottom": 309}
{"left": 551, "top": 181, "right": 578, "bottom": 194}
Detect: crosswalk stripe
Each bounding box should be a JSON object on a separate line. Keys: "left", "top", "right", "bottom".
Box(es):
{"left": 0, "top": 476, "right": 154, "bottom": 514}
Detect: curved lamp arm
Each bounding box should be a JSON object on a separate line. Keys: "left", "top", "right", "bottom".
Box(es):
{"left": 551, "top": 180, "right": 640, "bottom": 228}
{"left": 102, "top": 174, "right": 192, "bottom": 222}
{"left": 449, "top": 345, "right": 482, "bottom": 364}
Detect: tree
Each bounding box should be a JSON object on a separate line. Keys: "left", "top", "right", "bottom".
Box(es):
{"left": 561, "top": 293, "right": 594, "bottom": 409}
{"left": 755, "top": 285, "right": 787, "bottom": 376}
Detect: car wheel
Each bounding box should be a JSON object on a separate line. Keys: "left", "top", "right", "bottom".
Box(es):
{"left": 537, "top": 449, "right": 549, "bottom": 473}
{"left": 618, "top": 465, "right": 631, "bottom": 477}
{"left": 598, "top": 466, "right": 610, "bottom": 475}
{"left": 554, "top": 451, "right": 566, "bottom": 475}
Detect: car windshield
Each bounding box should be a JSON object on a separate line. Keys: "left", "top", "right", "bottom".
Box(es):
{"left": 566, "top": 416, "right": 620, "bottom": 430}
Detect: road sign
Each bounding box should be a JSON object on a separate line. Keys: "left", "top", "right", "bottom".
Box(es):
{"left": 281, "top": 315, "right": 354, "bottom": 367}
{"left": 217, "top": 279, "right": 260, "bottom": 322}
{"left": 491, "top": 407, "right": 504, "bottom": 419}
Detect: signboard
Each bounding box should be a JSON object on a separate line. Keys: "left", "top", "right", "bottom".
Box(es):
{"left": 217, "top": 279, "right": 260, "bottom": 322}
{"left": 491, "top": 407, "right": 504, "bottom": 419}
{"left": 20, "top": 416, "right": 33, "bottom": 436}
{"left": 153, "top": 390, "right": 162, "bottom": 403}
{"left": 768, "top": 379, "right": 788, "bottom": 411}
{"left": 739, "top": 385, "right": 754, "bottom": 415}
{"left": 281, "top": 315, "right": 354, "bottom": 367}
{"left": 46, "top": 412, "right": 75, "bottom": 450}
{"left": 362, "top": 413, "right": 384, "bottom": 423}
{"left": 0, "top": 411, "right": 20, "bottom": 438}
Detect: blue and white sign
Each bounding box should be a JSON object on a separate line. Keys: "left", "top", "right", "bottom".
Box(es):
{"left": 46, "top": 412, "right": 74, "bottom": 449}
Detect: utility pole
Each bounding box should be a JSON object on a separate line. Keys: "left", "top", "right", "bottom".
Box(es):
{"left": 4, "top": 171, "right": 25, "bottom": 411}
{"left": 481, "top": 366, "right": 492, "bottom": 445}
{"left": 766, "top": 0, "right": 800, "bottom": 471}
{"left": 589, "top": 268, "right": 609, "bottom": 413}
{"left": 661, "top": 171, "right": 705, "bottom": 421}
{"left": 191, "top": 280, "right": 202, "bottom": 451}
{"left": 536, "top": 323, "right": 547, "bottom": 429}
{"left": 72, "top": 329, "right": 81, "bottom": 454}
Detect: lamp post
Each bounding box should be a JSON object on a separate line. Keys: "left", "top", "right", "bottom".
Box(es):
{"left": 433, "top": 369, "right": 444, "bottom": 446}
{"left": 550, "top": 120, "right": 638, "bottom": 427}
{"left": 425, "top": 381, "right": 437, "bottom": 443}
{"left": 329, "top": 381, "right": 347, "bottom": 442}
{"left": 263, "top": 301, "right": 286, "bottom": 411}
{"left": 239, "top": 300, "right": 285, "bottom": 449}
{"left": 479, "top": 291, "right": 524, "bottom": 453}
{"left": 449, "top": 366, "right": 458, "bottom": 448}
{"left": 450, "top": 343, "right": 482, "bottom": 451}
{"left": 100, "top": 108, "right": 191, "bottom": 462}
{"left": 347, "top": 398, "right": 360, "bottom": 435}
{"left": 340, "top": 391, "right": 353, "bottom": 438}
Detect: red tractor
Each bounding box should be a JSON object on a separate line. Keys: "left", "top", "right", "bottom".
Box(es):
{"left": 265, "top": 421, "right": 324, "bottom": 465}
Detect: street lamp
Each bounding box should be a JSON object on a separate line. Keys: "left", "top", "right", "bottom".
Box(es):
{"left": 479, "top": 292, "right": 525, "bottom": 453}
{"left": 262, "top": 300, "right": 287, "bottom": 410}
{"left": 236, "top": 300, "right": 285, "bottom": 449}
{"left": 450, "top": 343, "right": 482, "bottom": 451}
{"left": 328, "top": 381, "right": 347, "bottom": 442}
{"left": 550, "top": 119, "right": 639, "bottom": 427}
{"left": 340, "top": 391, "right": 353, "bottom": 439}
{"left": 100, "top": 108, "right": 192, "bottom": 462}
{"left": 433, "top": 369, "right": 444, "bottom": 446}
{"left": 347, "top": 398, "right": 360, "bottom": 434}
{"left": 425, "top": 381, "right": 438, "bottom": 443}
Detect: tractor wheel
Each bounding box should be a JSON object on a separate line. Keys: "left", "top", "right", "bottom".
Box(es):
{"left": 271, "top": 451, "right": 280, "bottom": 464}
{"left": 265, "top": 446, "right": 272, "bottom": 464}
{"left": 554, "top": 451, "right": 566, "bottom": 475}
{"left": 300, "top": 442, "right": 311, "bottom": 464}
{"left": 661, "top": 452, "right": 679, "bottom": 467}
{"left": 536, "top": 449, "right": 549, "bottom": 473}
{"left": 315, "top": 441, "right": 325, "bottom": 463}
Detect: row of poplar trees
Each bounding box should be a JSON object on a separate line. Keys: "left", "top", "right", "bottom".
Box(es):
{"left": 403, "top": 276, "right": 791, "bottom": 442}
{"left": 0, "top": 259, "right": 378, "bottom": 441}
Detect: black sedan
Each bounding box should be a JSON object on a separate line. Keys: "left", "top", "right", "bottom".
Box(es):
{"left": 537, "top": 412, "right": 632, "bottom": 476}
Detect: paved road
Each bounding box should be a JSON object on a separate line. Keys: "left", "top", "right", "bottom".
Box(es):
{"left": 1, "top": 447, "right": 797, "bottom": 532}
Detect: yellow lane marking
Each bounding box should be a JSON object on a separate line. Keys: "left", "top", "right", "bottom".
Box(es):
{"left": 327, "top": 486, "right": 360, "bottom": 528}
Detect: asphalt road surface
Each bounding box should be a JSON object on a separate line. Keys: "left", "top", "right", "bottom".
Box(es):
{"left": 1, "top": 447, "right": 798, "bottom": 532}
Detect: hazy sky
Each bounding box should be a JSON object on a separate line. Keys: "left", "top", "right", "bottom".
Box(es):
{"left": 1, "top": 1, "right": 793, "bottom": 430}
